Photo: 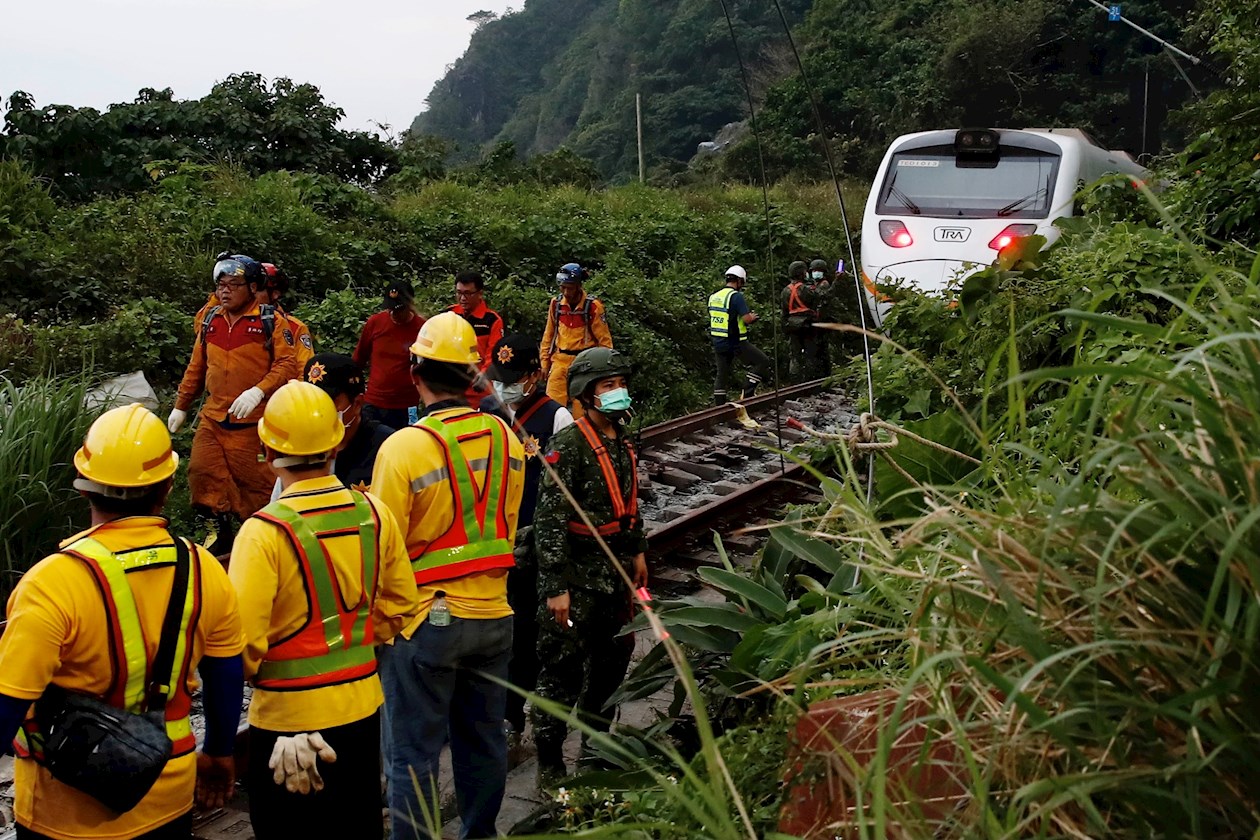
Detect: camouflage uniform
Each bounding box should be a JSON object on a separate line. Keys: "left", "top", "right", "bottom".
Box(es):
{"left": 531, "top": 420, "right": 643, "bottom": 761}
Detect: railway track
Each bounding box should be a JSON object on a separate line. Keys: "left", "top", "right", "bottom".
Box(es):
{"left": 0, "top": 380, "right": 856, "bottom": 839}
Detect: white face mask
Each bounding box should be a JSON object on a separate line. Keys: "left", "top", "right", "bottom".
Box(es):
{"left": 493, "top": 380, "right": 527, "bottom": 407}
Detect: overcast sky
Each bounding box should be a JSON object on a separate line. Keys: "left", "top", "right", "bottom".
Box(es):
{"left": 0, "top": 0, "right": 515, "bottom": 135}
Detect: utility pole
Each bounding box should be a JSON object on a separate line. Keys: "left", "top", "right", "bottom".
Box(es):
{"left": 636, "top": 93, "right": 645, "bottom": 183}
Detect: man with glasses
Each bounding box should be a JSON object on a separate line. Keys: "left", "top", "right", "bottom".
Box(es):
{"left": 170, "top": 254, "right": 300, "bottom": 554}
{"left": 448, "top": 270, "right": 504, "bottom": 406}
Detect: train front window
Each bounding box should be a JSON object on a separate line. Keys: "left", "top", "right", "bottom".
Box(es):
{"left": 877, "top": 145, "right": 1061, "bottom": 219}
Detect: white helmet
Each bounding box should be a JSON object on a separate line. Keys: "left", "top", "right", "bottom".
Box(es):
{"left": 724, "top": 265, "right": 747, "bottom": 281}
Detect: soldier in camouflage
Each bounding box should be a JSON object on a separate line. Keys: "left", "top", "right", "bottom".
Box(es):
{"left": 531, "top": 347, "right": 648, "bottom": 785}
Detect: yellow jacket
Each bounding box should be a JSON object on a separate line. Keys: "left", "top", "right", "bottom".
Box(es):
{"left": 229, "top": 475, "right": 418, "bottom": 731}
{"left": 370, "top": 403, "right": 526, "bottom": 636}
{"left": 539, "top": 291, "right": 613, "bottom": 373}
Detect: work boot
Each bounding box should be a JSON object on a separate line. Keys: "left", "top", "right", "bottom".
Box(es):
{"left": 713, "top": 391, "right": 728, "bottom": 406}
{"left": 535, "top": 735, "right": 566, "bottom": 793}
{"left": 205, "top": 512, "right": 237, "bottom": 558}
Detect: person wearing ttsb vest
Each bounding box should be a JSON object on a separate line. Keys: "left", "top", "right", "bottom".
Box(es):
{"left": 0, "top": 404, "right": 245, "bottom": 840}
{"left": 229, "top": 381, "right": 419, "bottom": 840}
{"left": 539, "top": 262, "right": 613, "bottom": 417}
{"left": 479, "top": 333, "right": 575, "bottom": 754}
{"left": 169, "top": 253, "right": 300, "bottom": 556}
{"left": 371, "top": 312, "right": 526, "bottom": 839}
{"left": 708, "top": 264, "right": 772, "bottom": 406}
{"left": 531, "top": 347, "right": 648, "bottom": 789}
{"left": 449, "top": 269, "right": 504, "bottom": 408}
{"left": 355, "top": 280, "right": 426, "bottom": 431}
{"left": 780, "top": 259, "right": 821, "bottom": 382}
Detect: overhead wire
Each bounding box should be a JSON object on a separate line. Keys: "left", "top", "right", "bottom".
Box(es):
{"left": 765, "top": 0, "right": 878, "bottom": 589}
{"left": 716, "top": 0, "right": 785, "bottom": 471}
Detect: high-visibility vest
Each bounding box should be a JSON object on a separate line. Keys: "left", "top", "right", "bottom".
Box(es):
{"left": 708, "top": 287, "right": 747, "bottom": 341}
{"left": 252, "top": 493, "right": 379, "bottom": 690}
{"left": 14, "top": 537, "right": 200, "bottom": 760}
{"left": 409, "top": 410, "right": 523, "bottom": 584}
{"left": 786, "top": 282, "right": 816, "bottom": 318}
{"left": 567, "top": 418, "right": 640, "bottom": 537}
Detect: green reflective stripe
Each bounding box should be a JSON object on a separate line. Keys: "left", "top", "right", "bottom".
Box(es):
{"left": 69, "top": 538, "right": 148, "bottom": 711}
{"left": 162, "top": 540, "right": 196, "bottom": 702}
{"left": 256, "top": 496, "right": 377, "bottom": 677}
{"left": 422, "top": 539, "right": 514, "bottom": 567}
{"left": 261, "top": 504, "right": 341, "bottom": 653}
{"left": 256, "top": 645, "right": 376, "bottom": 681}
{"left": 350, "top": 493, "right": 377, "bottom": 656}
{"left": 115, "top": 547, "right": 171, "bottom": 571}
{"left": 413, "top": 414, "right": 510, "bottom": 576}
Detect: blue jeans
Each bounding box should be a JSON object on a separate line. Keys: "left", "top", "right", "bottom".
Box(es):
{"left": 380, "top": 615, "right": 513, "bottom": 840}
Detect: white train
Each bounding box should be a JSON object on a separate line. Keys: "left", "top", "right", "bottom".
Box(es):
{"left": 860, "top": 128, "right": 1148, "bottom": 326}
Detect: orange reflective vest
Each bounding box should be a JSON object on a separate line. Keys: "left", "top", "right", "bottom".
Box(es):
{"left": 786, "top": 282, "right": 815, "bottom": 317}
{"left": 252, "top": 493, "right": 380, "bottom": 690}
{"left": 567, "top": 418, "right": 639, "bottom": 537}
{"left": 410, "top": 410, "right": 521, "bottom": 584}
{"left": 14, "top": 537, "right": 200, "bottom": 760}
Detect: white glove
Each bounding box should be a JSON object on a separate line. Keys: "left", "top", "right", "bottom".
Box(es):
{"left": 268, "top": 732, "right": 338, "bottom": 794}
{"left": 167, "top": 409, "right": 187, "bottom": 434}
{"left": 228, "top": 386, "right": 265, "bottom": 420}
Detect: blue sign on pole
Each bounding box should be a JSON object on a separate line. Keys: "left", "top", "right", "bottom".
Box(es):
{"left": 1108, "top": 3, "right": 1122, "bottom": 20}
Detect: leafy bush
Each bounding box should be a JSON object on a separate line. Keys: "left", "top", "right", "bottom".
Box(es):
{"left": 0, "top": 374, "right": 94, "bottom": 612}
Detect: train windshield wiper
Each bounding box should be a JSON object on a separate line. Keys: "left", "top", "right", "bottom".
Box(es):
{"left": 996, "top": 186, "right": 1048, "bottom": 217}
{"left": 887, "top": 184, "right": 921, "bottom": 215}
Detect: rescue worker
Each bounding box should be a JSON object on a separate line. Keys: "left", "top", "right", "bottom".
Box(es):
{"left": 532, "top": 347, "right": 648, "bottom": 786}
{"left": 449, "top": 269, "right": 504, "bottom": 406}
{"left": 708, "top": 265, "right": 772, "bottom": 405}
{"left": 781, "top": 259, "right": 820, "bottom": 381}
{"left": 539, "top": 262, "right": 613, "bottom": 415}
{"left": 479, "top": 334, "right": 574, "bottom": 747}
{"left": 0, "top": 404, "right": 245, "bottom": 840}
{"left": 170, "top": 254, "right": 300, "bottom": 555}
{"left": 371, "top": 312, "right": 526, "bottom": 839}
{"left": 355, "top": 279, "right": 425, "bottom": 430}
{"left": 230, "top": 380, "right": 419, "bottom": 840}
{"left": 304, "top": 353, "right": 395, "bottom": 491}
{"left": 260, "top": 262, "right": 315, "bottom": 368}
{"left": 807, "top": 258, "right": 834, "bottom": 373}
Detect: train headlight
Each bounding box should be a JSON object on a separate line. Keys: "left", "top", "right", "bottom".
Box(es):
{"left": 878, "top": 220, "right": 914, "bottom": 248}
{"left": 988, "top": 224, "right": 1037, "bottom": 251}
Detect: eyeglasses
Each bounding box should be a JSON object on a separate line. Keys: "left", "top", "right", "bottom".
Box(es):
{"left": 216, "top": 279, "right": 248, "bottom": 290}
{"left": 455, "top": 289, "right": 480, "bottom": 298}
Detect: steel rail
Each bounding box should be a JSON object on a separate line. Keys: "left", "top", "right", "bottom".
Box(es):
{"left": 639, "top": 378, "right": 829, "bottom": 447}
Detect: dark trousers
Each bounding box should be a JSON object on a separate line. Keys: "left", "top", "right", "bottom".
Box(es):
{"left": 714, "top": 342, "right": 772, "bottom": 404}
{"left": 18, "top": 813, "right": 192, "bottom": 839}
{"left": 379, "top": 616, "right": 513, "bottom": 840}
{"left": 505, "top": 564, "right": 541, "bottom": 732}
{"left": 532, "top": 588, "right": 635, "bottom": 755}
{"left": 247, "top": 712, "right": 383, "bottom": 840}
{"left": 787, "top": 328, "right": 820, "bottom": 381}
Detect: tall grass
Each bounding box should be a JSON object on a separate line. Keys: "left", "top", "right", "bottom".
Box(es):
{"left": 0, "top": 374, "right": 94, "bottom": 613}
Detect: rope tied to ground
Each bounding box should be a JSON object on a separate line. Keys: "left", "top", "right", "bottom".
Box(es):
{"left": 790, "top": 412, "right": 981, "bottom": 487}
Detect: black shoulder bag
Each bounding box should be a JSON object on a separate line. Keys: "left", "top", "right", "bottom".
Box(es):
{"left": 36, "top": 537, "right": 192, "bottom": 814}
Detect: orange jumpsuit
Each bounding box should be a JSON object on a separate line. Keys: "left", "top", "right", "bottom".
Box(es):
{"left": 539, "top": 291, "right": 612, "bottom": 414}
{"left": 175, "top": 304, "right": 300, "bottom": 519}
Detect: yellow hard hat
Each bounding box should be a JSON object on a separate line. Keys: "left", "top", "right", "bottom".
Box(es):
{"left": 409, "top": 311, "right": 481, "bottom": 365}
{"left": 258, "top": 380, "right": 345, "bottom": 462}
{"left": 73, "top": 403, "right": 179, "bottom": 497}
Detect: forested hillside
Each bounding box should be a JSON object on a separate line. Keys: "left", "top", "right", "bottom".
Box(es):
{"left": 416, "top": 0, "right": 1203, "bottom": 180}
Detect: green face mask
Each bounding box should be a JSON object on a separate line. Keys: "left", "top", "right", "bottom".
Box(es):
{"left": 597, "top": 387, "right": 632, "bottom": 412}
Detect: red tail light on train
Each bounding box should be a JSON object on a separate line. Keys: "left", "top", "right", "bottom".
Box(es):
{"left": 878, "top": 220, "right": 913, "bottom": 248}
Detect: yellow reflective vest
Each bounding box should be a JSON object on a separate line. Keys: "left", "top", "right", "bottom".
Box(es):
{"left": 708, "top": 287, "right": 747, "bottom": 342}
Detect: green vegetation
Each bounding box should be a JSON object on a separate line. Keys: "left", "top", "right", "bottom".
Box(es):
{"left": 417, "top": 0, "right": 1203, "bottom": 181}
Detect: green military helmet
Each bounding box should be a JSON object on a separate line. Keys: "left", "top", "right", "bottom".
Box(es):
{"left": 788, "top": 260, "right": 807, "bottom": 279}
{"left": 809, "top": 258, "right": 828, "bottom": 272}
{"left": 568, "top": 347, "right": 632, "bottom": 400}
